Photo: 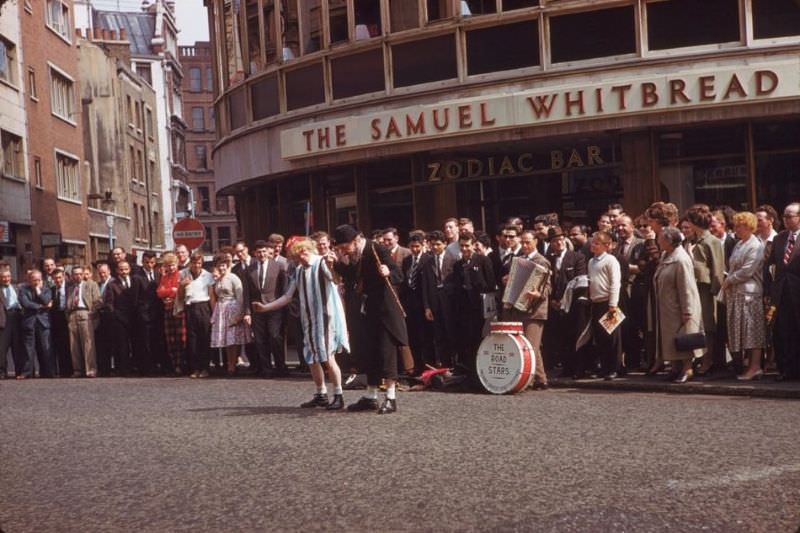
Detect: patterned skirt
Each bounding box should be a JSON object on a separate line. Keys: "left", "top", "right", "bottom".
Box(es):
{"left": 726, "top": 291, "right": 766, "bottom": 353}
{"left": 163, "top": 301, "right": 186, "bottom": 366}
{"left": 210, "top": 299, "right": 252, "bottom": 348}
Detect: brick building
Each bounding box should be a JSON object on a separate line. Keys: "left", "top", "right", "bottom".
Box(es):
{"left": 179, "top": 41, "right": 237, "bottom": 253}
{"left": 21, "top": 0, "right": 89, "bottom": 267}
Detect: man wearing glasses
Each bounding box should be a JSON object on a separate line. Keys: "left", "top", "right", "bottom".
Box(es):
{"left": 765, "top": 203, "right": 800, "bottom": 381}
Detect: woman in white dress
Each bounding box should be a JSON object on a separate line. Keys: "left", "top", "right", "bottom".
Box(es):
{"left": 210, "top": 254, "right": 252, "bottom": 375}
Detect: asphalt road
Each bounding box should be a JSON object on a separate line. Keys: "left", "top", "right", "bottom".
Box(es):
{"left": 1, "top": 378, "right": 799, "bottom": 532}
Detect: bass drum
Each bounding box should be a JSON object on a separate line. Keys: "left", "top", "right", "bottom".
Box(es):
{"left": 476, "top": 322, "right": 535, "bottom": 394}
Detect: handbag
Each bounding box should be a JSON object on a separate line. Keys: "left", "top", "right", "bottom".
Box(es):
{"left": 674, "top": 331, "right": 706, "bottom": 351}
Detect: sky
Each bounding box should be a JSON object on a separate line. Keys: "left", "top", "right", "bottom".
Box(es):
{"left": 89, "top": 0, "right": 210, "bottom": 45}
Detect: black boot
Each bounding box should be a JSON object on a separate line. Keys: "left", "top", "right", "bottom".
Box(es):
{"left": 346, "top": 396, "right": 379, "bottom": 412}
{"left": 326, "top": 394, "right": 345, "bottom": 410}
{"left": 300, "top": 393, "right": 329, "bottom": 408}
{"left": 377, "top": 398, "right": 397, "bottom": 414}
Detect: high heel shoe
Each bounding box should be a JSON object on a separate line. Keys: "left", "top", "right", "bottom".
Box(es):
{"left": 737, "top": 369, "right": 763, "bottom": 381}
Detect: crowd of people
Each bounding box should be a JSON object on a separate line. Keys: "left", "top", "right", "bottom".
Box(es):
{"left": 1, "top": 199, "right": 799, "bottom": 410}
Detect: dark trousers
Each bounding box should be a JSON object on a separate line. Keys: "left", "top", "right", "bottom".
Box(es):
{"left": 23, "top": 320, "right": 54, "bottom": 377}
{"left": 50, "top": 310, "right": 71, "bottom": 376}
{"left": 591, "top": 301, "right": 621, "bottom": 375}
{"left": 543, "top": 311, "right": 569, "bottom": 371}
{"left": 186, "top": 302, "right": 211, "bottom": 373}
{"left": 135, "top": 319, "right": 164, "bottom": 375}
{"left": 251, "top": 310, "right": 285, "bottom": 375}
{"left": 365, "top": 322, "right": 399, "bottom": 387}
{"left": 341, "top": 292, "right": 366, "bottom": 373}
{"left": 1, "top": 310, "right": 25, "bottom": 376}
{"left": 456, "top": 307, "right": 484, "bottom": 375}
{"left": 404, "top": 296, "right": 431, "bottom": 374}
{"left": 110, "top": 318, "right": 133, "bottom": 375}
{"left": 429, "top": 289, "right": 456, "bottom": 367}
{"left": 774, "top": 300, "right": 800, "bottom": 379}
{"left": 95, "top": 315, "right": 114, "bottom": 375}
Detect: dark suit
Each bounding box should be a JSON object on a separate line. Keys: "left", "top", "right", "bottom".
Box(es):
{"left": 421, "top": 251, "right": 456, "bottom": 367}
{"left": 19, "top": 284, "right": 55, "bottom": 377}
{"left": 766, "top": 229, "right": 800, "bottom": 378}
{"left": 401, "top": 252, "right": 432, "bottom": 372}
{"left": 0, "top": 284, "right": 25, "bottom": 378}
{"left": 245, "top": 259, "right": 287, "bottom": 375}
{"left": 615, "top": 237, "right": 644, "bottom": 370}
{"left": 135, "top": 269, "right": 165, "bottom": 374}
{"left": 355, "top": 240, "right": 408, "bottom": 385}
{"left": 49, "top": 281, "right": 72, "bottom": 376}
{"left": 452, "top": 254, "right": 495, "bottom": 373}
{"left": 544, "top": 249, "right": 587, "bottom": 374}
{"left": 103, "top": 276, "right": 142, "bottom": 375}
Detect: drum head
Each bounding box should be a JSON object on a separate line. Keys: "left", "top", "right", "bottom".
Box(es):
{"left": 476, "top": 332, "right": 535, "bottom": 394}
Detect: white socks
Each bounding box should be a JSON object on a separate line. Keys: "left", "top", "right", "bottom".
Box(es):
{"left": 364, "top": 386, "right": 378, "bottom": 400}
{"left": 386, "top": 384, "right": 396, "bottom": 400}
{"left": 317, "top": 384, "right": 327, "bottom": 395}
{"left": 333, "top": 385, "right": 343, "bottom": 395}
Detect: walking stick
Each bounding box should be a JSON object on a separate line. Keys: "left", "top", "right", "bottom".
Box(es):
{"left": 370, "top": 241, "right": 407, "bottom": 318}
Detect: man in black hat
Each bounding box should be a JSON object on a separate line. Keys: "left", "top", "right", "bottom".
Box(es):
{"left": 332, "top": 224, "right": 408, "bottom": 414}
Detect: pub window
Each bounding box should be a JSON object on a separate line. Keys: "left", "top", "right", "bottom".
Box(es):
{"left": 427, "top": 0, "right": 454, "bottom": 22}
{"left": 647, "top": 0, "right": 739, "bottom": 51}
{"left": 331, "top": 48, "right": 385, "bottom": 99}
{"left": 502, "top": 0, "right": 538, "bottom": 10}
{"left": 466, "top": 20, "right": 539, "bottom": 75}
{"left": 298, "top": 1, "right": 323, "bottom": 54}
{"left": 390, "top": 0, "right": 419, "bottom": 32}
{"left": 354, "top": 0, "right": 382, "bottom": 39}
{"left": 463, "top": 0, "right": 496, "bottom": 16}
{"left": 228, "top": 86, "right": 247, "bottom": 130}
{"left": 657, "top": 126, "right": 747, "bottom": 210}
{"left": 329, "top": 0, "right": 349, "bottom": 45}
{"left": 550, "top": 6, "right": 635, "bottom": 63}
{"left": 251, "top": 75, "right": 279, "bottom": 120}
{"left": 752, "top": 0, "right": 800, "bottom": 39}
{"left": 392, "top": 34, "right": 457, "bottom": 88}
{"left": 285, "top": 63, "right": 325, "bottom": 110}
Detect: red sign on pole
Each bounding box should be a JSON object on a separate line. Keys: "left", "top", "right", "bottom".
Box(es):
{"left": 173, "top": 218, "right": 205, "bottom": 250}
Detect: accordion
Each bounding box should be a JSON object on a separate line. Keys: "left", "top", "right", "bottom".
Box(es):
{"left": 502, "top": 257, "right": 550, "bottom": 312}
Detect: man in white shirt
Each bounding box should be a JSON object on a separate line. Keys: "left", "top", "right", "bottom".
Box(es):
{"left": 50, "top": 268, "right": 71, "bottom": 376}
{"left": 180, "top": 253, "right": 215, "bottom": 378}
{"left": 66, "top": 266, "right": 101, "bottom": 377}
{"left": 755, "top": 205, "right": 779, "bottom": 245}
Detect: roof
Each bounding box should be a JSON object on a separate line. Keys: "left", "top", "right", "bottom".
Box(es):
{"left": 93, "top": 10, "right": 156, "bottom": 56}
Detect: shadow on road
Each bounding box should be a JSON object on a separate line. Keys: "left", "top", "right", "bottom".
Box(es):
{"left": 187, "top": 405, "right": 326, "bottom": 418}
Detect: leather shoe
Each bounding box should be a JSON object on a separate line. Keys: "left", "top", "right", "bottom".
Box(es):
{"left": 673, "top": 369, "right": 693, "bottom": 384}
{"left": 532, "top": 381, "right": 549, "bottom": 390}
{"left": 346, "top": 396, "right": 379, "bottom": 412}
{"left": 377, "top": 398, "right": 397, "bottom": 414}
{"left": 326, "top": 394, "right": 345, "bottom": 410}
{"left": 603, "top": 372, "right": 618, "bottom": 381}
{"left": 300, "top": 393, "right": 329, "bottom": 408}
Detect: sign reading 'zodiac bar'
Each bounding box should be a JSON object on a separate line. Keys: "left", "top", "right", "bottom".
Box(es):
{"left": 280, "top": 58, "right": 800, "bottom": 160}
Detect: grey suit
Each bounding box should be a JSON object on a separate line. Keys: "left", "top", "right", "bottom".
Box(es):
{"left": 66, "top": 280, "right": 102, "bottom": 376}
{"left": 0, "top": 284, "right": 25, "bottom": 377}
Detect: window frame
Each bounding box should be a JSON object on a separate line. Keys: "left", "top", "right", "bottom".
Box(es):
{"left": 54, "top": 148, "right": 81, "bottom": 204}
{"left": 0, "top": 35, "right": 17, "bottom": 88}
{"left": 45, "top": 0, "right": 72, "bottom": 44}
{"left": 48, "top": 63, "right": 76, "bottom": 125}
{"left": 1, "top": 130, "right": 25, "bottom": 182}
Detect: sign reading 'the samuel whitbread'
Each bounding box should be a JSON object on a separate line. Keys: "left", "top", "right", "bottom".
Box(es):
{"left": 281, "top": 57, "right": 800, "bottom": 160}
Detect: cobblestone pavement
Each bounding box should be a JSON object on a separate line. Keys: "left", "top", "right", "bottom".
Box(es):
{"left": 1, "top": 377, "right": 799, "bottom": 532}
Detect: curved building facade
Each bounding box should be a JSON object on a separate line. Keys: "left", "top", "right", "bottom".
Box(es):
{"left": 206, "top": 0, "right": 800, "bottom": 241}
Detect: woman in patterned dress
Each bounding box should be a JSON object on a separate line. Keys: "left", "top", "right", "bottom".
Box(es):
{"left": 156, "top": 252, "right": 186, "bottom": 374}
{"left": 210, "top": 254, "right": 252, "bottom": 375}
{"left": 722, "top": 212, "right": 766, "bottom": 381}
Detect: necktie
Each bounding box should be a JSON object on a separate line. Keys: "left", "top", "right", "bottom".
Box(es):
{"left": 784, "top": 233, "right": 796, "bottom": 265}
{"left": 3, "top": 286, "right": 9, "bottom": 308}
{"left": 124, "top": 277, "right": 129, "bottom": 289}
{"left": 259, "top": 261, "right": 266, "bottom": 289}
{"left": 436, "top": 255, "right": 442, "bottom": 285}
{"left": 463, "top": 260, "right": 472, "bottom": 291}
{"left": 408, "top": 257, "right": 419, "bottom": 290}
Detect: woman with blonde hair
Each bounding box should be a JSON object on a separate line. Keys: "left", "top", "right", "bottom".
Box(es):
{"left": 723, "top": 211, "right": 766, "bottom": 380}
{"left": 254, "top": 238, "right": 349, "bottom": 410}
{"left": 156, "top": 252, "right": 186, "bottom": 374}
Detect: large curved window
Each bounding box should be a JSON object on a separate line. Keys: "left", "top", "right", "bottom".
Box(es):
{"left": 285, "top": 63, "right": 325, "bottom": 110}
{"left": 251, "top": 75, "right": 279, "bottom": 120}
{"left": 647, "top": 0, "right": 739, "bottom": 50}
{"left": 550, "top": 6, "right": 635, "bottom": 63}
{"left": 466, "top": 19, "right": 539, "bottom": 75}
{"left": 392, "top": 34, "right": 457, "bottom": 87}
{"left": 331, "top": 48, "right": 385, "bottom": 99}
{"left": 753, "top": 0, "right": 800, "bottom": 39}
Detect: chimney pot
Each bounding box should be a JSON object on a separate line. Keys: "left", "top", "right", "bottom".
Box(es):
{"left": 110, "top": 30, "right": 117, "bottom": 40}
{"left": 120, "top": 28, "right": 128, "bottom": 40}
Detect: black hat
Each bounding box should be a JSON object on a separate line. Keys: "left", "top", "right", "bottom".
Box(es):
{"left": 332, "top": 224, "right": 360, "bottom": 245}
{"left": 546, "top": 227, "right": 565, "bottom": 242}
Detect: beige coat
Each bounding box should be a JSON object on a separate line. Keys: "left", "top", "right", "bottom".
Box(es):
{"left": 654, "top": 246, "right": 703, "bottom": 362}
{"left": 691, "top": 230, "right": 725, "bottom": 333}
